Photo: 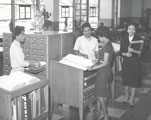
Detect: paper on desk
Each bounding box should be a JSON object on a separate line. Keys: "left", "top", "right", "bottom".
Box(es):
{"left": 59, "top": 54, "right": 93, "bottom": 70}
{"left": 0, "top": 71, "right": 40, "bottom": 91}
{"left": 40, "top": 61, "right": 46, "bottom": 66}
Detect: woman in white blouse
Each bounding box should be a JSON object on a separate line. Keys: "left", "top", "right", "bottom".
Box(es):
{"left": 10, "top": 26, "right": 30, "bottom": 73}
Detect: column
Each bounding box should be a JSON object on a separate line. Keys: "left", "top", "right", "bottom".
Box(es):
{"left": 44, "top": 0, "right": 59, "bottom": 31}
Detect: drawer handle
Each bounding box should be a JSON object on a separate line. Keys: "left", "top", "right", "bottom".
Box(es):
{"left": 5, "top": 52, "right": 8, "bottom": 54}
{"left": 84, "top": 84, "right": 95, "bottom": 93}
{"left": 84, "top": 82, "right": 87, "bottom": 86}
{"left": 84, "top": 73, "right": 97, "bottom": 81}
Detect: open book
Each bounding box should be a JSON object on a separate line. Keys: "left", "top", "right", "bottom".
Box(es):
{"left": 59, "top": 54, "right": 94, "bottom": 70}
{"left": 0, "top": 71, "right": 40, "bottom": 91}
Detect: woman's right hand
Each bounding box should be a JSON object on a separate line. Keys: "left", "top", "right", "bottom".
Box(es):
{"left": 82, "top": 54, "right": 88, "bottom": 59}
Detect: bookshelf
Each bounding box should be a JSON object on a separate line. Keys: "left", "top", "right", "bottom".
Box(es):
{"left": 0, "top": 80, "right": 49, "bottom": 120}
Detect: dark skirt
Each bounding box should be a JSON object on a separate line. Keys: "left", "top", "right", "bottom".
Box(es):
{"left": 95, "top": 65, "right": 112, "bottom": 97}
{"left": 122, "top": 57, "right": 142, "bottom": 87}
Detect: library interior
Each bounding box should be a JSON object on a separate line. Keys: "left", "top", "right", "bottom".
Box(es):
{"left": 0, "top": 0, "right": 151, "bottom": 120}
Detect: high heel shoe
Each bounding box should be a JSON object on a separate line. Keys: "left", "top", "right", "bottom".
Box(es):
{"left": 123, "top": 97, "right": 129, "bottom": 104}
{"left": 129, "top": 99, "right": 134, "bottom": 107}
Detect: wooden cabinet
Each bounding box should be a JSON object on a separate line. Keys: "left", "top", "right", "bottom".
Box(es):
{"left": 2, "top": 31, "right": 73, "bottom": 119}
{"left": 3, "top": 32, "right": 73, "bottom": 77}
{"left": 0, "top": 80, "right": 49, "bottom": 120}
{"left": 50, "top": 60, "right": 97, "bottom": 120}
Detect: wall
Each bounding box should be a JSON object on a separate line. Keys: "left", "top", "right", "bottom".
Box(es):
{"left": 144, "top": 0, "right": 151, "bottom": 9}
{"left": 119, "top": 0, "right": 151, "bottom": 26}
{"left": 120, "top": 0, "right": 132, "bottom": 18}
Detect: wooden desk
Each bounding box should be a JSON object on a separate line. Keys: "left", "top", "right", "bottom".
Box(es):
{"left": 0, "top": 80, "right": 49, "bottom": 120}
{"left": 50, "top": 60, "right": 97, "bottom": 120}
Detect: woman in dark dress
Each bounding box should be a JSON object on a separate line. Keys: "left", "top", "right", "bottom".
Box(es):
{"left": 88, "top": 27, "right": 113, "bottom": 120}
{"left": 120, "top": 24, "right": 143, "bottom": 106}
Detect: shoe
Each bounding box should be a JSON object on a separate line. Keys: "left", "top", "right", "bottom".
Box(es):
{"left": 123, "top": 98, "right": 129, "bottom": 104}
{"left": 98, "top": 116, "right": 104, "bottom": 120}
{"left": 129, "top": 99, "right": 134, "bottom": 107}
{"left": 98, "top": 113, "right": 104, "bottom": 120}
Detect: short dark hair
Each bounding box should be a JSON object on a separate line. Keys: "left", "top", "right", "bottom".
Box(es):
{"left": 13, "top": 26, "right": 25, "bottom": 40}
{"left": 126, "top": 23, "right": 137, "bottom": 32}
{"left": 81, "top": 22, "right": 91, "bottom": 31}
{"left": 96, "top": 26, "right": 110, "bottom": 39}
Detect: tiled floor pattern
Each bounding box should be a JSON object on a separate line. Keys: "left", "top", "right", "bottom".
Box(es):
{"left": 107, "top": 76, "right": 151, "bottom": 120}
{"left": 108, "top": 107, "right": 127, "bottom": 118}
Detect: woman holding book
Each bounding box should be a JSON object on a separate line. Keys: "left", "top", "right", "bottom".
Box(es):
{"left": 88, "top": 27, "right": 113, "bottom": 120}
{"left": 120, "top": 23, "right": 143, "bottom": 106}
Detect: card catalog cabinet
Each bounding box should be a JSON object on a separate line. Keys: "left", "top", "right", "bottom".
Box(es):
{"left": 3, "top": 32, "right": 73, "bottom": 78}
{"left": 50, "top": 60, "right": 97, "bottom": 120}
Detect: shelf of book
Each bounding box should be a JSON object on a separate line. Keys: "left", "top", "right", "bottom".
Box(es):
{"left": 0, "top": 80, "right": 49, "bottom": 120}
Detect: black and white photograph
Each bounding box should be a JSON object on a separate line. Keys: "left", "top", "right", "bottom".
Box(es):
{"left": 0, "top": 0, "right": 151, "bottom": 120}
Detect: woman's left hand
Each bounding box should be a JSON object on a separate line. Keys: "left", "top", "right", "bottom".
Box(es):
{"left": 128, "top": 47, "right": 134, "bottom": 53}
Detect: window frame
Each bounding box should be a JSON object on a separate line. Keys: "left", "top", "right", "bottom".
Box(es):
{"left": 19, "top": 5, "right": 31, "bottom": 20}
{"left": 61, "top": 6, "right": 70, "bottom": 18}
{"left": 90, "top": 7, "right": 96, "bottom": 17}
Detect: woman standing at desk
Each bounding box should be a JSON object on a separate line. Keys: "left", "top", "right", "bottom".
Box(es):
{"left": 120, "top": 24, "right": 143, "bottom": 106}
{"left": 73, "top": 22, "right": 99, "bottom": 61}
{"left": 88, "top": 27, "right": 113, "bottom": 120}
{"left": 10, "top": 26, "right": 31, "bottom": 73}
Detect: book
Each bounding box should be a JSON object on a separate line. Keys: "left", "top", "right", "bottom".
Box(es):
{"left": 59, "top": 54, "right": 94, "bottom": 70}
{"left": 129, "top": 40, "right": 144, "bottom": 48}
{"left": 12, "top": 99, "right": 17, "bottom": 120}
{"left": 129, "top": 40, "right": 144, "bottom": 44}
{"left": 0, "top": 71, "right": 40, "bottom": 91}
{"left": 129, "top": 40, "right": 144, "bottom": 57}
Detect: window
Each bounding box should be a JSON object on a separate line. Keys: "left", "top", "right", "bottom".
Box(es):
{"left": 90, "top": 7, "right": 96, "bottom": 17}
{"left": 61, "top": 6, "right": 69, "bottom": 18}
{"left": 19, "top": 5, "right": 31, "bottom": 19}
